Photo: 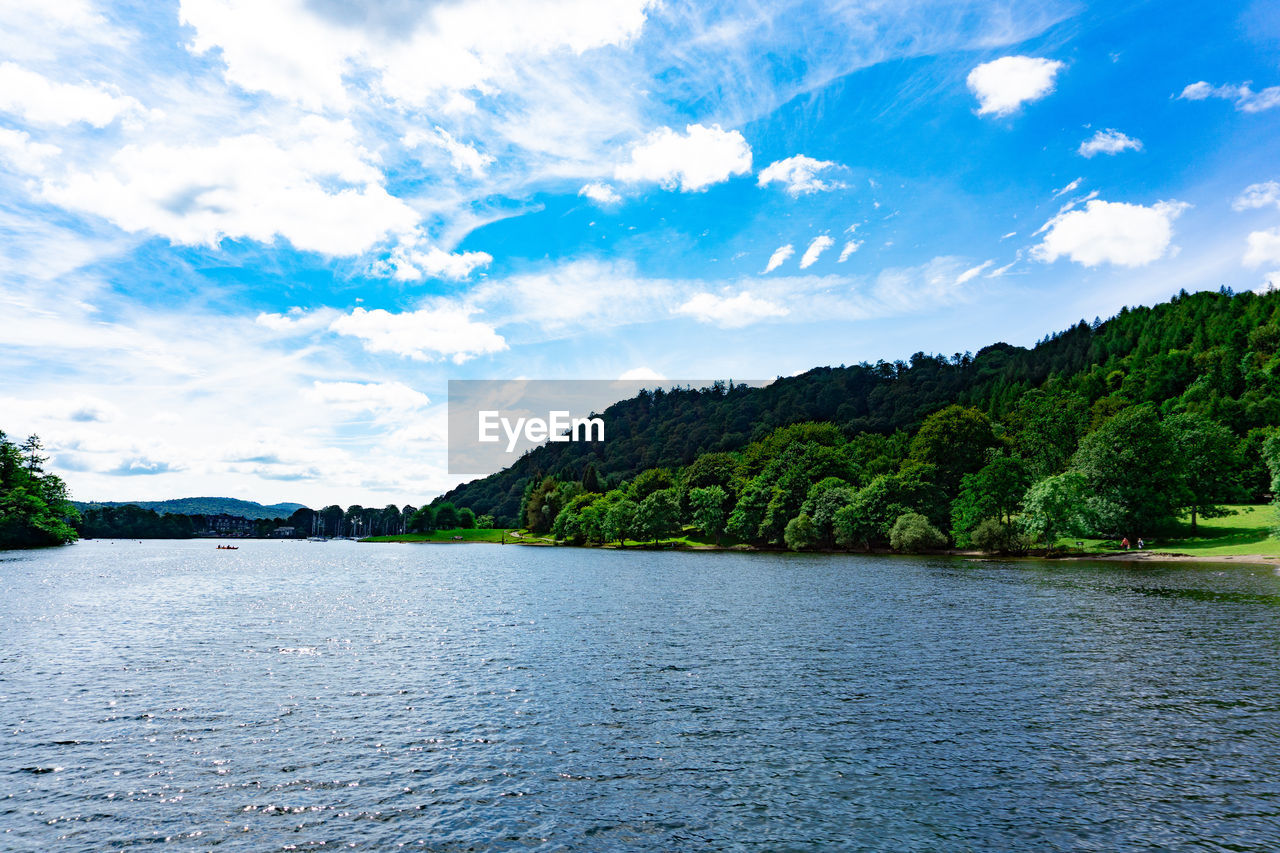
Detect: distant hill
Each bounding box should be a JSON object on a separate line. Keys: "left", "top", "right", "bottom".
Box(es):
{"left": 72, "top": 497, "right": 308, "bottom": 519}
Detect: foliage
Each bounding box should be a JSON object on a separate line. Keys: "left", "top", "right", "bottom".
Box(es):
{"left": 783, "top": 512, "right": 819, "bottom": 551}
{"left": 1071, "top": 404, "right": 1184, "bottom": 537}
{"left": 888, "top": 512, "right": 947, "bottom": 552}
{"left": 634, "top": 488, "right": 681, "bottom": 543}
{"left": 0, "top": 431, "right": 79, "bottom": 548}
{"left": 969, "top": 518, "right": 1028, "bottom": 554}
{"left": 688, "top": 486, "right": 730, "bottom": 544}
{"left": 1019, "top": 472, "right": 1093, "bottom": 547}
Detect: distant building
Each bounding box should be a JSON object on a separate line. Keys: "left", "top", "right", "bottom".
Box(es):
{"left": 271, "top": 526, "right": 295, "bottom": 538}
{"left": 205, "top": 513, "right": 254, "bottom": 536}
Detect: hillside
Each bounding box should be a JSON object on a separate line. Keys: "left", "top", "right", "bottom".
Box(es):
{"left": 73, "top": 497, "right": 307, "bottom": 520}
{"left": 440, "top": 287, "right": 1280, "bottom": 525}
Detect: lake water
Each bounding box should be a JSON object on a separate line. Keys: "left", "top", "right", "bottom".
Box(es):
{"left": 3, "top": 540, "right": 1280, "bottom": 850}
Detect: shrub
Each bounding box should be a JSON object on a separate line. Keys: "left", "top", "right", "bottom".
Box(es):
{"left": 969, "top": 518, "right": 1029, "bottom": 554}
{"left": 888, "top": 512, "right": 947, "bottom": 552}
{"left": 783, "top": 512, "right": 819, "bottom": 551}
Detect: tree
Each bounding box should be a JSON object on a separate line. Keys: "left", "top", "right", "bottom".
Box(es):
{"left": 1166, "top": 412, "right": 1242, "bottom": 533}
{"left": 688, "top": 485, "right": 729, "bottom": 544}
{"left": 950, "top": 456, "right": 1030, "bottom": 546}
{"left": 1019, "top": 472, "right": 1092, "bottom": 548}
{"left": 970, "top": 518, "right": 1028, "bottom": 554}
{"left": 634, "top": 489, "right": 680, "bottom": 543}
{"left": 0, "top": 430, "right": 79, "bottom": 548}
{"left": 908, "top": 405, "right": 999, "bottom": 494}
{"left": 784, "top": 512, "right": 819, "bottom": 551}
{"left": 802, "top": 477, "right": 855, "bottom": 545}
{"left": 726, "top": 478, "right": 771, "bottom": 543}
{"left": 888, "top": 512, "right": 947, "bottom": 552}
{"left": 1071, "top": 404, "right": 1184, "bottom": 538}
{"left": 434, "top": 501, "right": 459, "bottom": 530}
{"left": 319, "top": 505, "right": 344, "bottom": 537}
{"left": 581, "top": 463, "right": 602, "bottom": 494}
{"left": 603, "top": 498, "right": 639, "bottom": 546}
{"left": 476, "top": 514, "right": 496, "bottom": 529}
{"left": 629, "top": 467, "right": 675, "bottom": 502}
{"left": 408, "top": 505, "right": 436, "bottom": 533}
{"left": 457, "top": 507, "right": 476, "bottom": 529}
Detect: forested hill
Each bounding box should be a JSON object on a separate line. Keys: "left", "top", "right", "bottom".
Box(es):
{"left": 441, "top": 287, "right": 1280, "bottom": 525}
{"left": 72, "top": 497, "right": 307, "bottom": 519}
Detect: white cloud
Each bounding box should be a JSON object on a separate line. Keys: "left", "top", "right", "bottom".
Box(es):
{"left": 0, "top": 62, "right": 141, "bottom": 127}
{"left": 0, "top": 128, "right": 60, "bottom": 174}
{"left": 618, "top": 366, "right": 664, "bottom": 380}
{"left": 379, "top": 237, "right": 493, "bottom": 281}
{"left": 1257, "top": 271, "right": 1280, "bottom": 295}
{"left": 405, "top": 127, "right": 494, "bottom": 178}
{"left": 763, "top": 243, "right": 795, "bottom": 273}
{"left": 956, "top": 260, "right": 994, "bottom": 284}
{"left": 1052, "top": 177, "right": 1082, "bottom": 198}
{"left": 1234, "top": 181, "right": 1280, "bottom": 211}
{"left": 799, "top": 235, "right": 834, "bottom": 269}
{"left": 1179, "top": 81, "right": 1280, "bottom": 113}
{"left": 1244, "top": 228, "right": 1280, "bottom": 268}
{"left": 674, "top": 291, "right": 789, "bottom": 327}
{"left": 329, "top": 305, "right": 507, "bottom": 363}
{"left": 43, "top": 117, "right": 419, "bottom": 255}
{"left": 478, "top": 258, "right": 675, "bottom": 334}
{"left": 579, "top": 182, "right": 622, "bottom": 205}
{"left": 614, "top": 123, "right": 752, "bottom": 191}
{"left": 757, "top": 155, "right": 846, "bottom": 196}
{"left": 305, "top": 380, "right": 432, "bottom": 414}
{"left": 1033, "top": 199, "right": 1189, "bottom": 267}
{"left": 967, "top": 55, "right": 1065, "bottom": 116}
{"left": 1078, "top": 129, "right": 1143, "bottom": 157}
{"left": 837, "top": 240, "right": 862, "bottom": 262}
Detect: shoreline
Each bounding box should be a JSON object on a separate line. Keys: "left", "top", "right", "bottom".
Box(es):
{"left": 363, "top": 536, "right": 1280, "bottom": 566}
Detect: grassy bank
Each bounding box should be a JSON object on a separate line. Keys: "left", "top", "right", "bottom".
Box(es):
{"left": 1057, "top": 504, "right": 1280, "bottom": 557}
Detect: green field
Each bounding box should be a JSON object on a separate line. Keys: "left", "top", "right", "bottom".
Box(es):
{"left": 1059, "top": 504, "right": 1280, "bottom": 557}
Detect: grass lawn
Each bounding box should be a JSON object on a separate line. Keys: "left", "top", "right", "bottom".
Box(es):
{"left": 1058, "top": 504, "right": 1280, "bottom": 557}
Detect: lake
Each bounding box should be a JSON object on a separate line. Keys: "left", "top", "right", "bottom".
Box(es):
{"left": 2, "top": 540, "right": 1279, "bottom": 850}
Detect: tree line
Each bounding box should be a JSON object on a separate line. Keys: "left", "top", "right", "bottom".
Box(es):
{"left": 433, "top": 287, "right": 1280, "bottom": 551}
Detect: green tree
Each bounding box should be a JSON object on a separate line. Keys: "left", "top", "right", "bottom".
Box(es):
{"left": 629, "top": 467, "right": 675, "bottom": 502}
{"left": 408, "top": 505, "right": 436, "bottom": 533}
{"left": 908, "top": 405, "right": 1000, "bottom": 494}
{"left": 0, "top": 430, "right": 79, "bottom": 548}
{"left": 434, "top": 501, "right": 459, "bottom": 530}
{"left": 888, "top": 512, "right": 947, "bottom": 552}
{"left": 688, "top": 485, "right": 729, "bottom": 544}
{"left": 634, "top": 488, "right": 680, "bottom": 543}
{"left": 457, "top": 507, "right": 477, "bottom": 529}
{"left": 969, "top": 518, "right": 1028, "bottom": 554}
{"left": 784, "top": 512, "right": 819, "bottom": 551}
{"left": 1166, "top": 412, "right": 1242, "bottom": 533}
{"left": 581, "top": 463, "right": 602, "bottom": 494}
{"left": 726, "top": 478, "right": 771, "bottom": 543}
{"left": 1019, "top": 472, "right": 1092, "bottom": 548}
{"left": 1071, "top": 404, "right": 1184, "bottom": 538}
{"left": 603, "top": 498, "right": 639, "bottom": 546}
{"left": 949, "top": 456, "right": 1030, "bottom": 546}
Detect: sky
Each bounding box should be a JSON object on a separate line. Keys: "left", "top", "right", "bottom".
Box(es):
{"left": 2, "top": 0, "right": 1279, "bottom": 508}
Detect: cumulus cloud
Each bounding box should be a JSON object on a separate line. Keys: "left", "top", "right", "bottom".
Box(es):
{"left": 674, "top": 290, "right": 789, "bottom": 327}
{"left": 618, "top": 366, "right": 664, "bottom": 380}
{"left": 1244, "top": 228, "right": 1280, "bottom": 268}
{"left": 614, "top": 123, "right": 751, "bottom": 191}
{"left": 1078, "top": 129, "right": 1143, "bottom": 157}
{"left": 967, "top": 55, "right": 1065, "bottom": 116}
{"left": 757, "top": 155, "right": 846, "bottom": 196}
{"left": 579, "top": 182, "right": 622, "bottom": 205}
{"left": 1234, "top": 181, "right": 1280, "bottom": 211}
{"left": 43, "top": 117, "right": 419, "bottom": 255}
{"left": 799, "top": 235, "right": 834, "bottom": 269}
{"left": 329, "top": 305, "right": 507, "bottom": 363}
{"left": 1033, "top": 199, "right": 1189, "bottom": 267}
{"left": 305, "top": 380, "right": 432, "bottom": 414}
{"left": 0, "top": 62, "right": 141, "bottom": 127}
{"left": 1179, "top": 81, "right": 1280, "bottom": 113}
{"left": 763, "top": 243, "right": 795, "bottom": 273}
{"left": 404, "top": 127, "right": 494, "bottom": 178}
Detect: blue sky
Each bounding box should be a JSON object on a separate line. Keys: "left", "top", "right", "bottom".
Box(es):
{"left": 2, "top": 0, "right": 1278, "bottom": 507}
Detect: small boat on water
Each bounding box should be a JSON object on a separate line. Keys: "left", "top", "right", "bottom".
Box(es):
{"left": 216, "top": 545, "right": 239, "bottom": 550}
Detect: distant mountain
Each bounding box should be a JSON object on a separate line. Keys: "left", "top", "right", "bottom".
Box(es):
{"left": 72, "top": 497, "right": 308, "bottom": 520}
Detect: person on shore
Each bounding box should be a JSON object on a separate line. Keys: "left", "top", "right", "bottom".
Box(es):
{"left": 1137, "top": 538, "right": 1144, "bottom": 549}
{"left": 1121, "top": 537, "right": 1130, "bottom": 550}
